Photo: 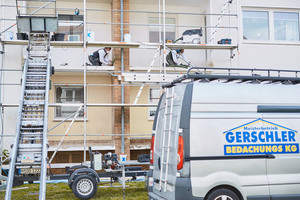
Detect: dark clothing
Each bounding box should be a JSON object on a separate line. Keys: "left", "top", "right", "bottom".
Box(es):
{"left": 166, "top": 52, "right": 176, "bottom": 66}
{"left": 89, "top": 55, "right": 101, "bottom": 66}
{"left": 166, "top": 52, "right": 188, "bottom": 68}
{"left": 89, "top": 49, "right": 109, "bottom": 66}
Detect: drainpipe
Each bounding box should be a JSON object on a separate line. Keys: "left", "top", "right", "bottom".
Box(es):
{"left": 120, "top": 0, "right": 125, "bottom": 155}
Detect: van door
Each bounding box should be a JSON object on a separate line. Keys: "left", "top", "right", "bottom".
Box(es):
{"left": 263, "top": 115, "right": 300, "bottom": 199}
{"left": 152, "top": 85, "right": 186, "bottom": 200}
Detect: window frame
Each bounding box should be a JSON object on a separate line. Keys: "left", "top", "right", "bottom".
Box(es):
{"left": 241, "top": 7, "right": 300, "bottom": 45}
{"left": 58, "top": 14, "right": 84, "bottom": 42}
{"left": 148, "top": 14, "right": 177, "bottom": 43}
{"left": 54, "top": 86, "right": 86, "bottom": 121}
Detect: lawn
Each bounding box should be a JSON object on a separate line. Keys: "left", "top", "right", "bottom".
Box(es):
{"left": 0, "top": 181, "right": 148, "bottom": 200}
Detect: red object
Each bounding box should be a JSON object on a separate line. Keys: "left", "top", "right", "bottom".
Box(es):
{"left": 150, "top": 135, "right": 155, "bottom": 164}
{"left": 177, "top": 136, "right": 184, "bottom": 170}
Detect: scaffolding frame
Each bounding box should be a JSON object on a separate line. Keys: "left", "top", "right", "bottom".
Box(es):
{"left": 0, "top": 0, "right": 240, "bottom": 193}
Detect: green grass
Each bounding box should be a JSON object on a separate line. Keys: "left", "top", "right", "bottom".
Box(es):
{"left": 0, "top": 181, "right": 148, "bottom": 200}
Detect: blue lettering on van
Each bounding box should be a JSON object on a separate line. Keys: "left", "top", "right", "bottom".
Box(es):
{"left": 225, "top": 131, "right": 296, "bottom": 143}
{"left": 224, "top": 144, "right": 299, "bottom": 155}
{"left": 223, "top": 119, "right": 299, "bottom": 155}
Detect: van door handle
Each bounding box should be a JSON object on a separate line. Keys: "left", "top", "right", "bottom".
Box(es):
{"left": 158, "top": 157, "right": 161, "bottom": 170}
{"left": 266, "top": 154, "right": 275, "bottom": 159}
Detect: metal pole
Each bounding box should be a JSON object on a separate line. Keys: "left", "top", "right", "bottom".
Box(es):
{"left": 0, "top": 39, "right": 4, "bottom": 184}
{"left": 163, "top": 0, "right": 166, "bottom": 75}
{"left": 120, "top": 0, "right": 125, "bottom": 155}
{"left": 158, "top": 0, "right": 162, "bottom": 73}
{"left": 0, "top": 4, "right": 238, "bottom": 17}
{"left": 83, "top": 0, "right": 87, "bottom": 164}
{"left": 48, "top": 106, "right": 82, "bottom": 164}
{"left": 39, "top": 39, "right": 51, "bottom": 200}
{"left": 5, "top": 44, "right": 29, "bottom": 200}
{"left": 48, "top": 107, "right": 83, "bottom": 132}
{"left": 29, "top": 1, "right": 54, "bottom": 15}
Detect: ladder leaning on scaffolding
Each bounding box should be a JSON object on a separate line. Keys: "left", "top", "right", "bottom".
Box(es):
{"left": 5, "top": 33, "right": 51, "bottom": 200}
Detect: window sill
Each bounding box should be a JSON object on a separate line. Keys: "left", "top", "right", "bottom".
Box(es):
{"left": 53, "top": 118, "right": 87, "bottom": 122}
{"left": 242, "top": 40, "right": 300, "bottom": 46}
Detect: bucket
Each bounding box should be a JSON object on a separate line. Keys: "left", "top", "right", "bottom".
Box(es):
{"left": 53, "top": 33, "right": 65, "bottom": 41}
{"left": 16, "top": 33, "right": 28, "bottom": 40}
{"left": 124, "top": 34, "right": 131, "bottom": 43}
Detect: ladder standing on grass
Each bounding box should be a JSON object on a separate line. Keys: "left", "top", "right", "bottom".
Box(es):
{"left": 5, "top": 33, "right": 51, "bottom": 200}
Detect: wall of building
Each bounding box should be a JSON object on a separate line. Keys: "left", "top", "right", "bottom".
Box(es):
{"left": 48, "top": 74, "right": 113, "bottom": 144}
{"left": 1, "top": 0, "right": 300, "bottom": 160}
{"left": 209, "top": 0, "right": 300, "bottom": 69}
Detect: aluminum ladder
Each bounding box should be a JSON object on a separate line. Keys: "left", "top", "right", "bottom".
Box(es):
{"left": 210, "top": 0, "right": 233, "bottom": 43}
{"left": 159, "top": 87, "right": 175, "bottom": 192}
{"left": 5, "top": 33, "right": 51, "bottom": 200}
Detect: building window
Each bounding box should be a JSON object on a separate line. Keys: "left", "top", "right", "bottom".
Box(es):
{"left": 274, "top": 12, "right": 299, "bottom": 41}
{"left": 55, "top": 87, "right": 84, "bottom": 118}
{"left": 58, "top": 15, "right": 83, "bottom": 41}
{"left": 149, "top": 17, "right": 176, "bottom": 43}
{"left": 149, "top": 88, "right": 162, "bottom": 119}
{"left": 243, "top": 11, "right": 269, "bottom": 40}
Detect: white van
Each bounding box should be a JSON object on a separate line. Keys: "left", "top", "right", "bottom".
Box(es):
{"left": 149, "top": 67, "right": 300, "bottom": 200}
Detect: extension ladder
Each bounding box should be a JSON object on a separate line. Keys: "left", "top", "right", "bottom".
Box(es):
{"left": 5, "top": 33, "right": 51, "bottom": 200}
{"left": 159, "top": 87, "right": 175, "bottom": 192}
{"left": 210, "top": 0, "right": 233, "bottom": 43}
{"left": 134, "top": 45, "right": 161, "bottom": 104}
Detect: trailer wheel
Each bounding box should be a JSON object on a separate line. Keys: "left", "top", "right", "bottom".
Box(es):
{"left": 206, "top": 188, "right": 240, "bottom": 200}
{"left": 72, "top": 175, "right": 98, "bottom": 200}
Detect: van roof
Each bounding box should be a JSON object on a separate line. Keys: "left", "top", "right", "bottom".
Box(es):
{"left": 163, "top": 67, "right": 300, "bottom": 88}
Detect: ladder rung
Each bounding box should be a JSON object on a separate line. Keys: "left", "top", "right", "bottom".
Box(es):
{"left": 21, "top": 127, "right": 43, "bottom": 130}
{"left": 25, "top": 90, "right": 45, "bottom": 94}
{"left": 21, "top": 121, "right": 44, "bottom": 126}
{"left": 21, "top": 133, "right": 43, "bottom": 137}
{"left": 23, "top": 100, "right": 45, "bottom": 105}
{"left": 15, "top": 162, "right": 41, "bottom": 166}
{"left": 18, "top": 144, "right": 42, "bottom": 148}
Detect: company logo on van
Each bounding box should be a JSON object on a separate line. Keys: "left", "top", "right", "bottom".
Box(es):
{"left": 223, "top": 118, "right": 299, "bottom": 155}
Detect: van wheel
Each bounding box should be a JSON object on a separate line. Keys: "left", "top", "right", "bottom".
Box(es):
{"left": 71, "top": 175, "right": 98, "bottom": 200}
{"left": 206, "top": 188, "right": 240, "bottom": 200}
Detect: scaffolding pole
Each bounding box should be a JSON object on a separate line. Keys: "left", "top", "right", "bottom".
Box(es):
{"left": 83, "top": 0, "right": 87, "bottom": 164}
{"left": 48, "top": 106, "right": 83, "bottom": 164}
{"left": 163, "top": 0, "right": 166, "bottom": 75}
{"left": 120, "top": 0, "right": 125, "bottom": 155}
{"left": 0, "top": 4, "right": 238, "bottom": 16}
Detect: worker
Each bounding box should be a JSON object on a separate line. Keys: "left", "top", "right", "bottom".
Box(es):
{"left": 166, "top": 49, "right": 189, "bottom": 68}
{"left": 88, "top": 47, "right": 112, "bottom": 66}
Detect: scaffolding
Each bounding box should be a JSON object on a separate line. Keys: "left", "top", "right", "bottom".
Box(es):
{"left": 0, "top": 0, "right": 239, "bottom": 197}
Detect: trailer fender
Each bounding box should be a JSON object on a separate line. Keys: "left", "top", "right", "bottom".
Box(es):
{"left": 68, "top": 168, "right": 100, "bottom": 185}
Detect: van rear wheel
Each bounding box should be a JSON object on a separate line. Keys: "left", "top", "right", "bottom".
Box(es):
{"left": 206, "top": 188, "right": 240, "bottom": 200}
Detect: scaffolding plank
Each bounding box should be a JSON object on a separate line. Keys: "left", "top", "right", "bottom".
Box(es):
{"left": 165, "top": 43, "right": 237, "bottom": 50}
{"left": 87, "top": 41, "right": 140, "bottom": 48}
{"left": 50, "top": 41, "right": 84, "bottom": 47}
{"left": 122, "top": 72, "right": 181, "bottom": 83}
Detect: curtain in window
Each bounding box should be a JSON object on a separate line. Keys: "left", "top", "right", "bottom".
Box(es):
{"left": 274, "top": 12, "right": 299, "bottom": 41}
